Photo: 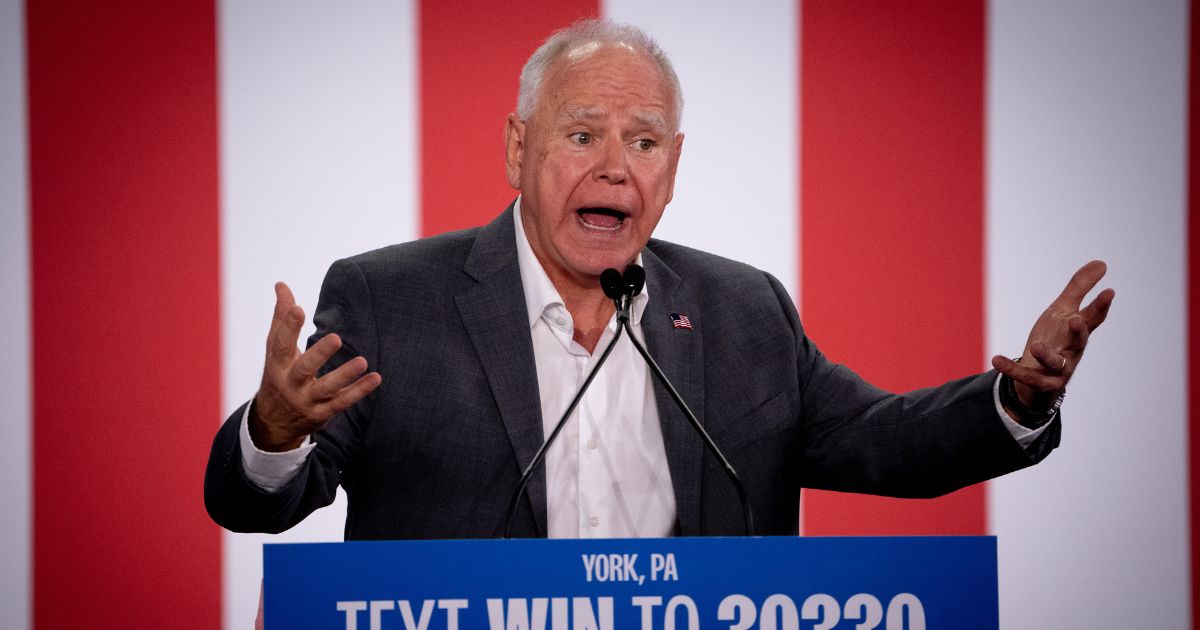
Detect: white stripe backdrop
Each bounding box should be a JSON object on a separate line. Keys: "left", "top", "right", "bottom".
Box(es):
{"left": 986, "top": 0, "right": 1190, "bottom": 627}
{"left": 603, "top": 0, "right": 800, "bottom": 298}
{"left": 0, "top": 0, "right": 29, "bottom": 629}
{"left": 218, "top": 0, "right": 419, "bottom": 626}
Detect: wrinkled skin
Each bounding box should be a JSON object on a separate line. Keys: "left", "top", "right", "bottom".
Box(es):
{"left": 504, "top": 43, "right": 684, "bottom": 314}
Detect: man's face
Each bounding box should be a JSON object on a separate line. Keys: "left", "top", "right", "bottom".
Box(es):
{"left": 505, "top": 43, "right": 684, "bottom": 287}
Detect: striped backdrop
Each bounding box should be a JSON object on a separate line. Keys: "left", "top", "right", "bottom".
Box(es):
{"left": 1, "top": 0, "right": 1193, "bottom": 627}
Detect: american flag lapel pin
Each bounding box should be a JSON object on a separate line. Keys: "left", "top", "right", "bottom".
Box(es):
{"left": 669, "top": 312, "right": 693, "bottom": 330}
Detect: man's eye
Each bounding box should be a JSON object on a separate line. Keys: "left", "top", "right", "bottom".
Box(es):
{"left": 634, "top": 138, "right": 656, "bottom": 151}
{"left": 571, "top": 132, "right": 591, "bottom": 145}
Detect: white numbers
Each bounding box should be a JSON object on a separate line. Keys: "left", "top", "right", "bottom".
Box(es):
{"left": 800, "top": 594, "right": 840, "bottom": 630}
{"left": 843, "top": 594, "right": 883, "bottom": 630}
{"left": 717, "top": 595, "right": 757, "bottom": 630}
{"left": 886, "top": 594, "right": 925, "bottom": 630}
{"left": 760, "top": 594, "right": 800, "bottom": 630}
{"left": 718, "top": 593, "right": 925, "bottom": 630}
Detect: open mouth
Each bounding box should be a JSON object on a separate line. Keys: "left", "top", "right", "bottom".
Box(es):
{"left": 576, "top": 207, "right": 628, "bottom": 231}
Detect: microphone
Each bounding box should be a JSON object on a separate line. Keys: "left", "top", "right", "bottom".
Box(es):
{"left": 616, "top": 264, "right": 755, "bottom": 536}
{"left": 622, "top": 264, "right": 645, "bottom": 296}
{"left": 501, "top": 267, "right": 630, "bottom": 538}
{"left": 601, "top": 264, "right": 645, "bottom": 323}
{"left": 600, "top": 268, "right": 625, "bottom": 302}
{"left": 620, "top": 265, "right": 645, "bottom": 312}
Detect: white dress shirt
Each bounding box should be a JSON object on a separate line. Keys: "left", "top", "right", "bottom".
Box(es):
{"left": 238, "top": 199, "right": 1046, "bottom": 533}
{"left": 512, "top": 202, "right": 676, "bottom": 538}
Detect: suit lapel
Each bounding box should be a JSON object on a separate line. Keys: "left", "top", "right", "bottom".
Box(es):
{"left": 455, "top": 206, "right": 548, "bottom": 536}
{"left": 641, "top": 247, "right": 706, "bottom": 536}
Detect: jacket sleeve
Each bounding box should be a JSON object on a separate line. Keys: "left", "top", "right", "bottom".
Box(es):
{"left": 204, "top": 257, "right": 379, "bottom": 533}
{"left": 766, "top": 273, "right": 1061, "bottom": 498}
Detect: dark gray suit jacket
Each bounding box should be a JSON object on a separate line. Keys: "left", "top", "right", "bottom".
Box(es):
{"left": 205, "top": 207, "right": 1058, "bottom": 539}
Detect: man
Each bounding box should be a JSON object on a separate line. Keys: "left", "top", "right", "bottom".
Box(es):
{"left": 205, "top": 20, "right": 1113, "bottom": 539}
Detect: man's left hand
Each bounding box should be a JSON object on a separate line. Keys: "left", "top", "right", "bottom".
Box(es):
{"left": 991, "top": 260, "right": 1115, "bottom": 416}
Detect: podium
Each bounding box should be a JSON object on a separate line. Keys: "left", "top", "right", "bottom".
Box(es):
{"left": 263, "top": 536, "right": 997, "bottom": 629}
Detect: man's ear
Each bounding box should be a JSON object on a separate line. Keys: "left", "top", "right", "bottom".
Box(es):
{"left": 505, "top": 114, "right": 525, "bottom": 190}
{"left": 665, "top": 132, "right": 684, "bottom": 205}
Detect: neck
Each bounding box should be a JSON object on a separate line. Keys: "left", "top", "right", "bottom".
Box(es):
{"left": 549, "top": 272, "right": 614, "bottom": 354}
{"left": 515, "top": 208, "right": 624, "bottom": 353}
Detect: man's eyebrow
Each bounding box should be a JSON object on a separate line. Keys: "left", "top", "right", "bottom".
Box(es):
{"left": 633, "top": 111, "right": 669, "bottom": 131}
{"left": 558, "top": 107, "right": 673, "bottom": 132}
{"left": 560, "top": 106, "right": 607, "bottom": 122}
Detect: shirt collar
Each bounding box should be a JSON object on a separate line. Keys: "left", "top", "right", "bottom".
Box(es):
{"left": 513, "top": 196, "right": 649, "bottom": 330}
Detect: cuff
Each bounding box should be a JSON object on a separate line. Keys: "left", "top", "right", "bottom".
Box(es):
{"left": 238, "top": 400, "right": 315, "bottom": 492}
{"left": 993, "top": 373, "right": 1051, "bottom": 449}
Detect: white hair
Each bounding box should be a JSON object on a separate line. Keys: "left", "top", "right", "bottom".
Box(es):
{"left": 516, "top": 19, "right": 684, "bottom": 130}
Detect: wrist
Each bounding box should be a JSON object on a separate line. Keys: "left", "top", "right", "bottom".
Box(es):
{"left": 1000, "top": 371, "right": 1065, "bottom": 429}
{"left": 248, "top": 396, "right": 307, "bottom": 452}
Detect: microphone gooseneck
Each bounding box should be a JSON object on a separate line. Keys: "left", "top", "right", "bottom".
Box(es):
{"left": 502, "top": 264, "right": 754, "bottom": 538}
{"left": 501, "top": 268, "right": 629, "bottom": 538}
{"left": 614, "top": 266, "right": 755, "bottom": 536}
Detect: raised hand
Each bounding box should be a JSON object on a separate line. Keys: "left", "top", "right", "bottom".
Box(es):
{"left": 991, "top": 260, "right": 1115, "bottom": 417}
{"left": 249, "top": 282, "right": 382, "bottom": 452}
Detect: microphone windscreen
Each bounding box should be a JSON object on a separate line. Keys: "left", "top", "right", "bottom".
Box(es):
{"left": 600, "top": 268, "right": 624, "bottom": 300}
{"left": 623, "top": 264, "right": 646, "bottom": 297}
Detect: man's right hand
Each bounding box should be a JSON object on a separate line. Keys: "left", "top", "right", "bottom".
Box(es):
{"left": 249, "top": 282, "right": 382, "bottom": 452}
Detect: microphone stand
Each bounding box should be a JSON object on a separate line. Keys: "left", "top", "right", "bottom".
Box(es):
{"left": 501, "top": 304, "right": 627, "bottom": 539}
{"left": 615, "top": 311, "right": 756, "bottom": 537}
{"left": 501, "top": 266, "right": 755, "bottom": 538}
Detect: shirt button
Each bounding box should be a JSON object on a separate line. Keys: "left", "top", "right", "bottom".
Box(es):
{"left": 587, "top": 437, "right": 598, "bottom": 450}
{"left": 588, "top": 514, "right": 599, "bottom": 528}
{"left": 556, "top": 316, "right": 567, "bottom": 327}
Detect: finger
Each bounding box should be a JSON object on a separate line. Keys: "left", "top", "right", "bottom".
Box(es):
{"left": 290, "top": 333, "right": 342, "bottom": 383}
{"left": 1028, "top": 341, "right": 1068, "bottom": 373}
{"left": 1065, "top": 314, "right": 1090, "bottom": 351}
{"left": 1053, "top": 260, "right": 1107, "bottom": 310}
{"left": 991, "top": 354, "right": 1016, "bottom": 372}
{"left": 267, "top": 284, "right": 305, "bottom": 363}
{"left": 991, "top": 355, "right": 1064, "bottom": 392}
{"left": 316, "top": 372, "right": 383, "bottom": 418}
{"left": 1079, "top": 287, "right": 1115, "bottom": 331}
{"left": 272, "top": 281, "right": 296, "bottom": 321}
{"left": 311, "top": 356, "right": 369, "bottom": 400}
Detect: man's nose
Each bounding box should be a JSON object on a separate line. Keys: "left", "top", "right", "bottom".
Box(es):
{"left": 592, "top": 140, "right": 627, "bottom": 184}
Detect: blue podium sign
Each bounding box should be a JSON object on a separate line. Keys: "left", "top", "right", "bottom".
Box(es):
{"left": 263, "top": 536, "right": 996, "bottom": 629}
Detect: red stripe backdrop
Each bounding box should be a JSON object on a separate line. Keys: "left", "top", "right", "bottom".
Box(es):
{"left": 799, "top": 0, "right": 987, "bottom": 535}
{"left": 27, "top": 0, "right": 222, "bottom": 626}
{"left": 419, "top": 0, "right": 598, "bottom": 236}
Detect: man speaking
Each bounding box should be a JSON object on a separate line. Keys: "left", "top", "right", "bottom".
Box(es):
{"left": 205, "top": 20, "right": 1113, "bottom": 539}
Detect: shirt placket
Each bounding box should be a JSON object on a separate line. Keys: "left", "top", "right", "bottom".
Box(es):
{"left": 578, "top": 323, "right": 618, "bottom": 538}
